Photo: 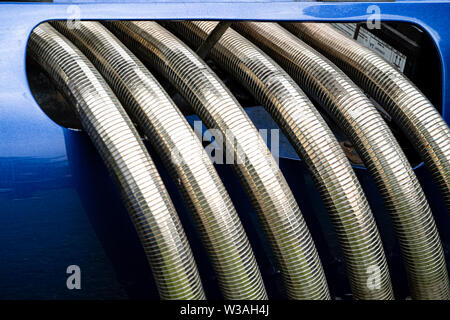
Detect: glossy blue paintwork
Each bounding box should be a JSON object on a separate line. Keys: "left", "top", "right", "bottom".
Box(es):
{"left": 0, "top": 1, "right": 449, "bottom": 299}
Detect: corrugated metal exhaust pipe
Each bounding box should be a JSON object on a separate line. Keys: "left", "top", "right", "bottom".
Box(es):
{"left": 284, "top": 22, "right": 450, "bottom": 215}
{"left": 164, "top": 20, "right": 393, "bottom": 300}
{"left": 106, "top": 21, "right": 331, "bottom": 300}
{"left": 233, "top": 22, "right": 449, "bottom": 300}
{"left": 27, "top": 23, "right": 206, "bottom": 300}
{"left": 50, "top": 21, "right": 267, "bottom": 300}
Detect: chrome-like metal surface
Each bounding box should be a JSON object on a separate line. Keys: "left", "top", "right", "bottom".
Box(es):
{"left": 107, "top": 21, "right": 330, "bottom": 300}
{"left": 165, "top": 20, "right": 393, "bottom": 300}
{"left": 236, "top": 21, "right": 449, "bottom": 300}
{"left": 286, "top": 22, "right": 450, "bottom": 216}
{"left": 28, "top": 23, "right": 205, "bottom": 300}
{"left": 51, "top": 21, "right": 267, "bottom": 300}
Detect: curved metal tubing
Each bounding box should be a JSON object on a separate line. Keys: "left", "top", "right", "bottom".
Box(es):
{"left": 165, "top": 20, "right": 393, "bottom": 300}
{"left": 285, "top": 22, "right": 450, "bottom": 216}
{"left": 28, "top": 23, "right": 205, "bottom": 300}
{"left": 51, "top": 21, "right": 267, "bottom": 300}
{"left": 107, "top": 21, "right": 330, "bottom": 300}
{"left": 234, "top": 21, "right": 449, "bottom": 300}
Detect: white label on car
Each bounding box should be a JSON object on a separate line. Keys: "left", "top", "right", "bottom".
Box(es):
{"left": 332, "top": 23, "right": 407, "bottom": 72}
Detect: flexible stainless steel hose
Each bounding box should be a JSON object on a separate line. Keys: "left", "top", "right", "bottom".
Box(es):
{"left": 28, "top": 23, "right": 205, "bottom": 300}
{"left": 234, "top": 22, "right": 449, "bottom": 300}
{"left": 51, "top": 21, "right": 267, "bottom": 300}
{"left": 284, "top": 22, "right": 450, "bottom": 215}
{"left": 107, "top": 21, "right": 330, "bottom": 300}
{"left": 165, "top": 20, "right": 393, "bottom": 300}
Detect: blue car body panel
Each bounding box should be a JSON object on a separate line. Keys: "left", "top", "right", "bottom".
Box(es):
{"left": 0, "top": 1, "right": 448, "bottom": 299}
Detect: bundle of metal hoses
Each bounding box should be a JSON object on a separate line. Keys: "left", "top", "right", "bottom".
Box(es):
{"left": 232, "top": 22, "right": 449, "bottom": 300}
{"left": 50, "top": 20, "right": 267, "bottom": 300}
{"left": 27, "top": 19, "right": 450, "bottom": 301}
{"left": 163, "top": 20, "right": 393, "bottom": 300}
{"left": 106, "top": 21, "right": 331, "bottom": 300}
{"left": 285, "top": 22, "right": 450, "bottom": 216}
{"left": 28, "top": 23, "right": 206, "bottom": 300}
